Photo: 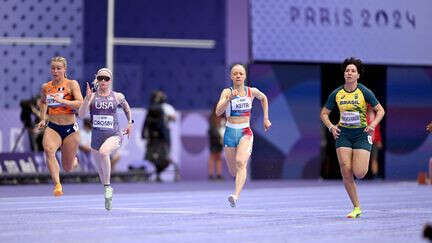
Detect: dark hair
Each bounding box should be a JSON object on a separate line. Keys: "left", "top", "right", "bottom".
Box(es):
{"left": 341, "top": 57, "right": 364, "bottom": 76}
{"left": 150, "top": 90, "right": 167, "bottom": 105}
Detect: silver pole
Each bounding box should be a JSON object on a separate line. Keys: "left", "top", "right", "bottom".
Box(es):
{"left": 106, "top": 0, "right": 115, "bottom": 88}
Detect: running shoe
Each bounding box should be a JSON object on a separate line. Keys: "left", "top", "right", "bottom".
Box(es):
{"left": 346, "top": 207, "right": 362, "bottom": 218}
{"left": 228, "top": 194, "right": 238, "bottom": 208}
{"left": 104, "top": 186, "right": 113, "bottom": 211}
{"left": 53, "top": 183, "right": 63, "bottom": 197}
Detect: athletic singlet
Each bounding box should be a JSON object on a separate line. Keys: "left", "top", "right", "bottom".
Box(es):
{"left": 42, "top": 79, "right": 75, "bottom": 115}
{"left": 89, "top": 91, "right": 120, "bottom": 132}
{"left": 325, "top": 83, "right": 379, "bottom": 128}
{"left": 225, "top": 86, "right": 253, "bottom": 118}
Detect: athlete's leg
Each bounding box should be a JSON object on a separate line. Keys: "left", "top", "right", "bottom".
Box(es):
{"left": 94, "top": 136, "right": 121, "bottom": 211}
{"left": 43, "top": 128, "right": 62, "bottom": 185}
{"left": 233, "top": 135, "right": 253, "bottom": 198}
{"left": 336, "top": 147, "right": 360, "bottom": 207}
{"left": 61, "top": 131, "right": 80, "bottom": 172}
{"left": 91, "top": 149, "right": 104, "bottom": 183}
{"left": 96, "top": 136, "right": 121, "bottom": 185}
{"left": 352, "top": 149, "right": 371, "bottom": 179}
{"left": 224, "top": 147, "right": 237, "bottom": 177}
{"left": 110, "top": 151, "right": 120, "bottom": 171}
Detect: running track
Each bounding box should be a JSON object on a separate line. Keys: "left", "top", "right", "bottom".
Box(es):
{"left": 0, "top": 180, "right": 430, "bottom": 243}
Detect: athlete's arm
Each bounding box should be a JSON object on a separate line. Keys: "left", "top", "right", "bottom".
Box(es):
{"left": 366, "top": 104, "right": 385, "bottom": 131}
{"left": 320, "top": 107, "right": 333, "bottom": 130}
{"left": 116, "top": 92, "right": 132, "bottom": 123}
{"left": 360, "top": 85, "right": 384, "bottom": 133}
{"left": 54, "top": 80, "right": 83, "bottom": 109}
{"left": 321, "top": 89, "right": 340, "bottom": 138}
{"left": 215, "top": 89, "right": 231, "bottom": 117}
{"left": 78, "top": 82, "right": 94, "bottom": 118}
{"left": 251, "top": 88, "right": 271, "bottom": 131}
{"left": 320, "top": 107, "right": 340, "bottom": 139}
{"left": 116, "top": 92, "right": 133, "bottom": 138}
{"left": 36, "top": 84, "right": 48, "bottom": 129}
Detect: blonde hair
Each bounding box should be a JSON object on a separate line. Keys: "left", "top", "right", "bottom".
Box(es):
{"left": 93, "top": 67, "right": 113, "bottom": 90}
{"left": 51, "top": 56, "right": 68, "bottom": 78}
{"left": 96, "top": 68, "right": 113, "bottom": 79}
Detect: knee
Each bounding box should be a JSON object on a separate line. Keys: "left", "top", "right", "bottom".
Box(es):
{"left": 61, "top": 156, "right": 77, "bottom": 172}
{"left": 353, "top": 169, "right": 368, "bottom": 179}
{"left": 98, "top": 149, "right": 110, "bottom": 157}
{"left": 43, "top": 146, "right": 57, "bottom": 156}
{"left": 339, "top": 163, "right": 352, "bottom": 173}
{"left": 62, "top": 161, "right": 74, "bottom": 172}
{"left": 63, "top": 166, "right": 73, "bottom": 172}
{"left": 342, "top": 173, "right": 354, "bottom": 183}
{"left": 235, "top": 159, "right": 247, "bottom": 170}
{"left": 340, "top": 164, "right": 354, "bottom": 181}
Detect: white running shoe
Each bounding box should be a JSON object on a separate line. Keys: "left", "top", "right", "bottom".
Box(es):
{"left": 104, "top": 186, "right": 113, "bottom": 211}
{"left": 228, "top": 194, "right": 238, "bottom": 208}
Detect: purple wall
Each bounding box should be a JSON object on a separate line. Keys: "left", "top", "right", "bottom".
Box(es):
{"left": 226, "top": 0, "right": 249, "bottom": 65}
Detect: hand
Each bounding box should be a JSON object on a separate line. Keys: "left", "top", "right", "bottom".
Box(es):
{"left": 35, "top": 120, "right": 47, "bottom": 131}
{"left": 364, "top": 125, "right": 375, "bottom": 135}
{"left": 426, "top": 121, "right": 432, "bottom": 133}
{"left": 85, "top": 82, "right": 93, "bottom": 101}
{"left": 229, "top": 89, "right": 239, "bottom": 99}
{"left": 123, "top": 124, "right": 133, "bottom": 138}
{"left": 329, "top": 125, "right": 341, "bottom": 139}
{"left": 264, "top": 119, "right": 271, "bottom": 131}
{"left": 52, "top": 94, "right": 64, "bottom": 103}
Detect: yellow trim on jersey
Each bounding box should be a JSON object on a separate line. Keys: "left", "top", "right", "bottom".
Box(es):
{"left": 335, "top": 88, "right": 367, "bottom": 128}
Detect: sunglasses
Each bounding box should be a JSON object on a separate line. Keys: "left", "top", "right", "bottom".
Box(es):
{"left": 96, "top": 76, "right": 111, "bottom": 82}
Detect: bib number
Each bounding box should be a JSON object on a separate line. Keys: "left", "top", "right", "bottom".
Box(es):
{"left": 93, "top": 115, "right": 114, "bottom": 129}
{"left": 341, "top": 111, "right": 360, "bottom": 126}
{"left": 231, "top": 97, "right": 251, "bottom": 111}
{"left": 46, "top": 93, "right": 64, "bottom": 107}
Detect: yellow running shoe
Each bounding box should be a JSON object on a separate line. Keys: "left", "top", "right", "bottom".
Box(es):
{"left": 53, "top": 183, "right": 63, "bottom": 197}
{"left": 346, "top": 207, "right": 361, "bottom": 218}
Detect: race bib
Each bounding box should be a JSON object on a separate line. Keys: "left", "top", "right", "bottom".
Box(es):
{"left": 93, "top": 115, "right": 114, "bottom": 129}
{"left": 46, "top": 93, "right": 64, "bottom": 107}
{"left": 73, "top": 122, "right": 79, "bottom": 132}
{"left": 231, "top": 97, "right": 251, "bottom": 111}
{"left": 341, "top": 111, "right": 360, "bottom": 126}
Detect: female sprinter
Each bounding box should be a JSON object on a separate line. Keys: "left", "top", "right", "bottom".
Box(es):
{"left": 78, "top": 68, "right": 133, "bottom": 210}
{"left": 215, "top": 64, "right": 271, "bottom": 207}
{"left": 36, "top": 56, "right": 83, "bottom": 197}
{"left": 320, "top": 57, "right": 385, "bottom": 218}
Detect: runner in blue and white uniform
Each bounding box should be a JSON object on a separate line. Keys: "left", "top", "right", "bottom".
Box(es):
{"left": 215, "top": 64, "right": 271, "bottom": 207}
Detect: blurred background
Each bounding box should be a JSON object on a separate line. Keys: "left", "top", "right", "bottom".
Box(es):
{"left": 0, "top": 0, "right": 431, "bottom": 183}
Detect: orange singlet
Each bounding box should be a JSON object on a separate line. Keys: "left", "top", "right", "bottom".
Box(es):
{"left": 42, "top": 79, "right": 76, "bottom": 115}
